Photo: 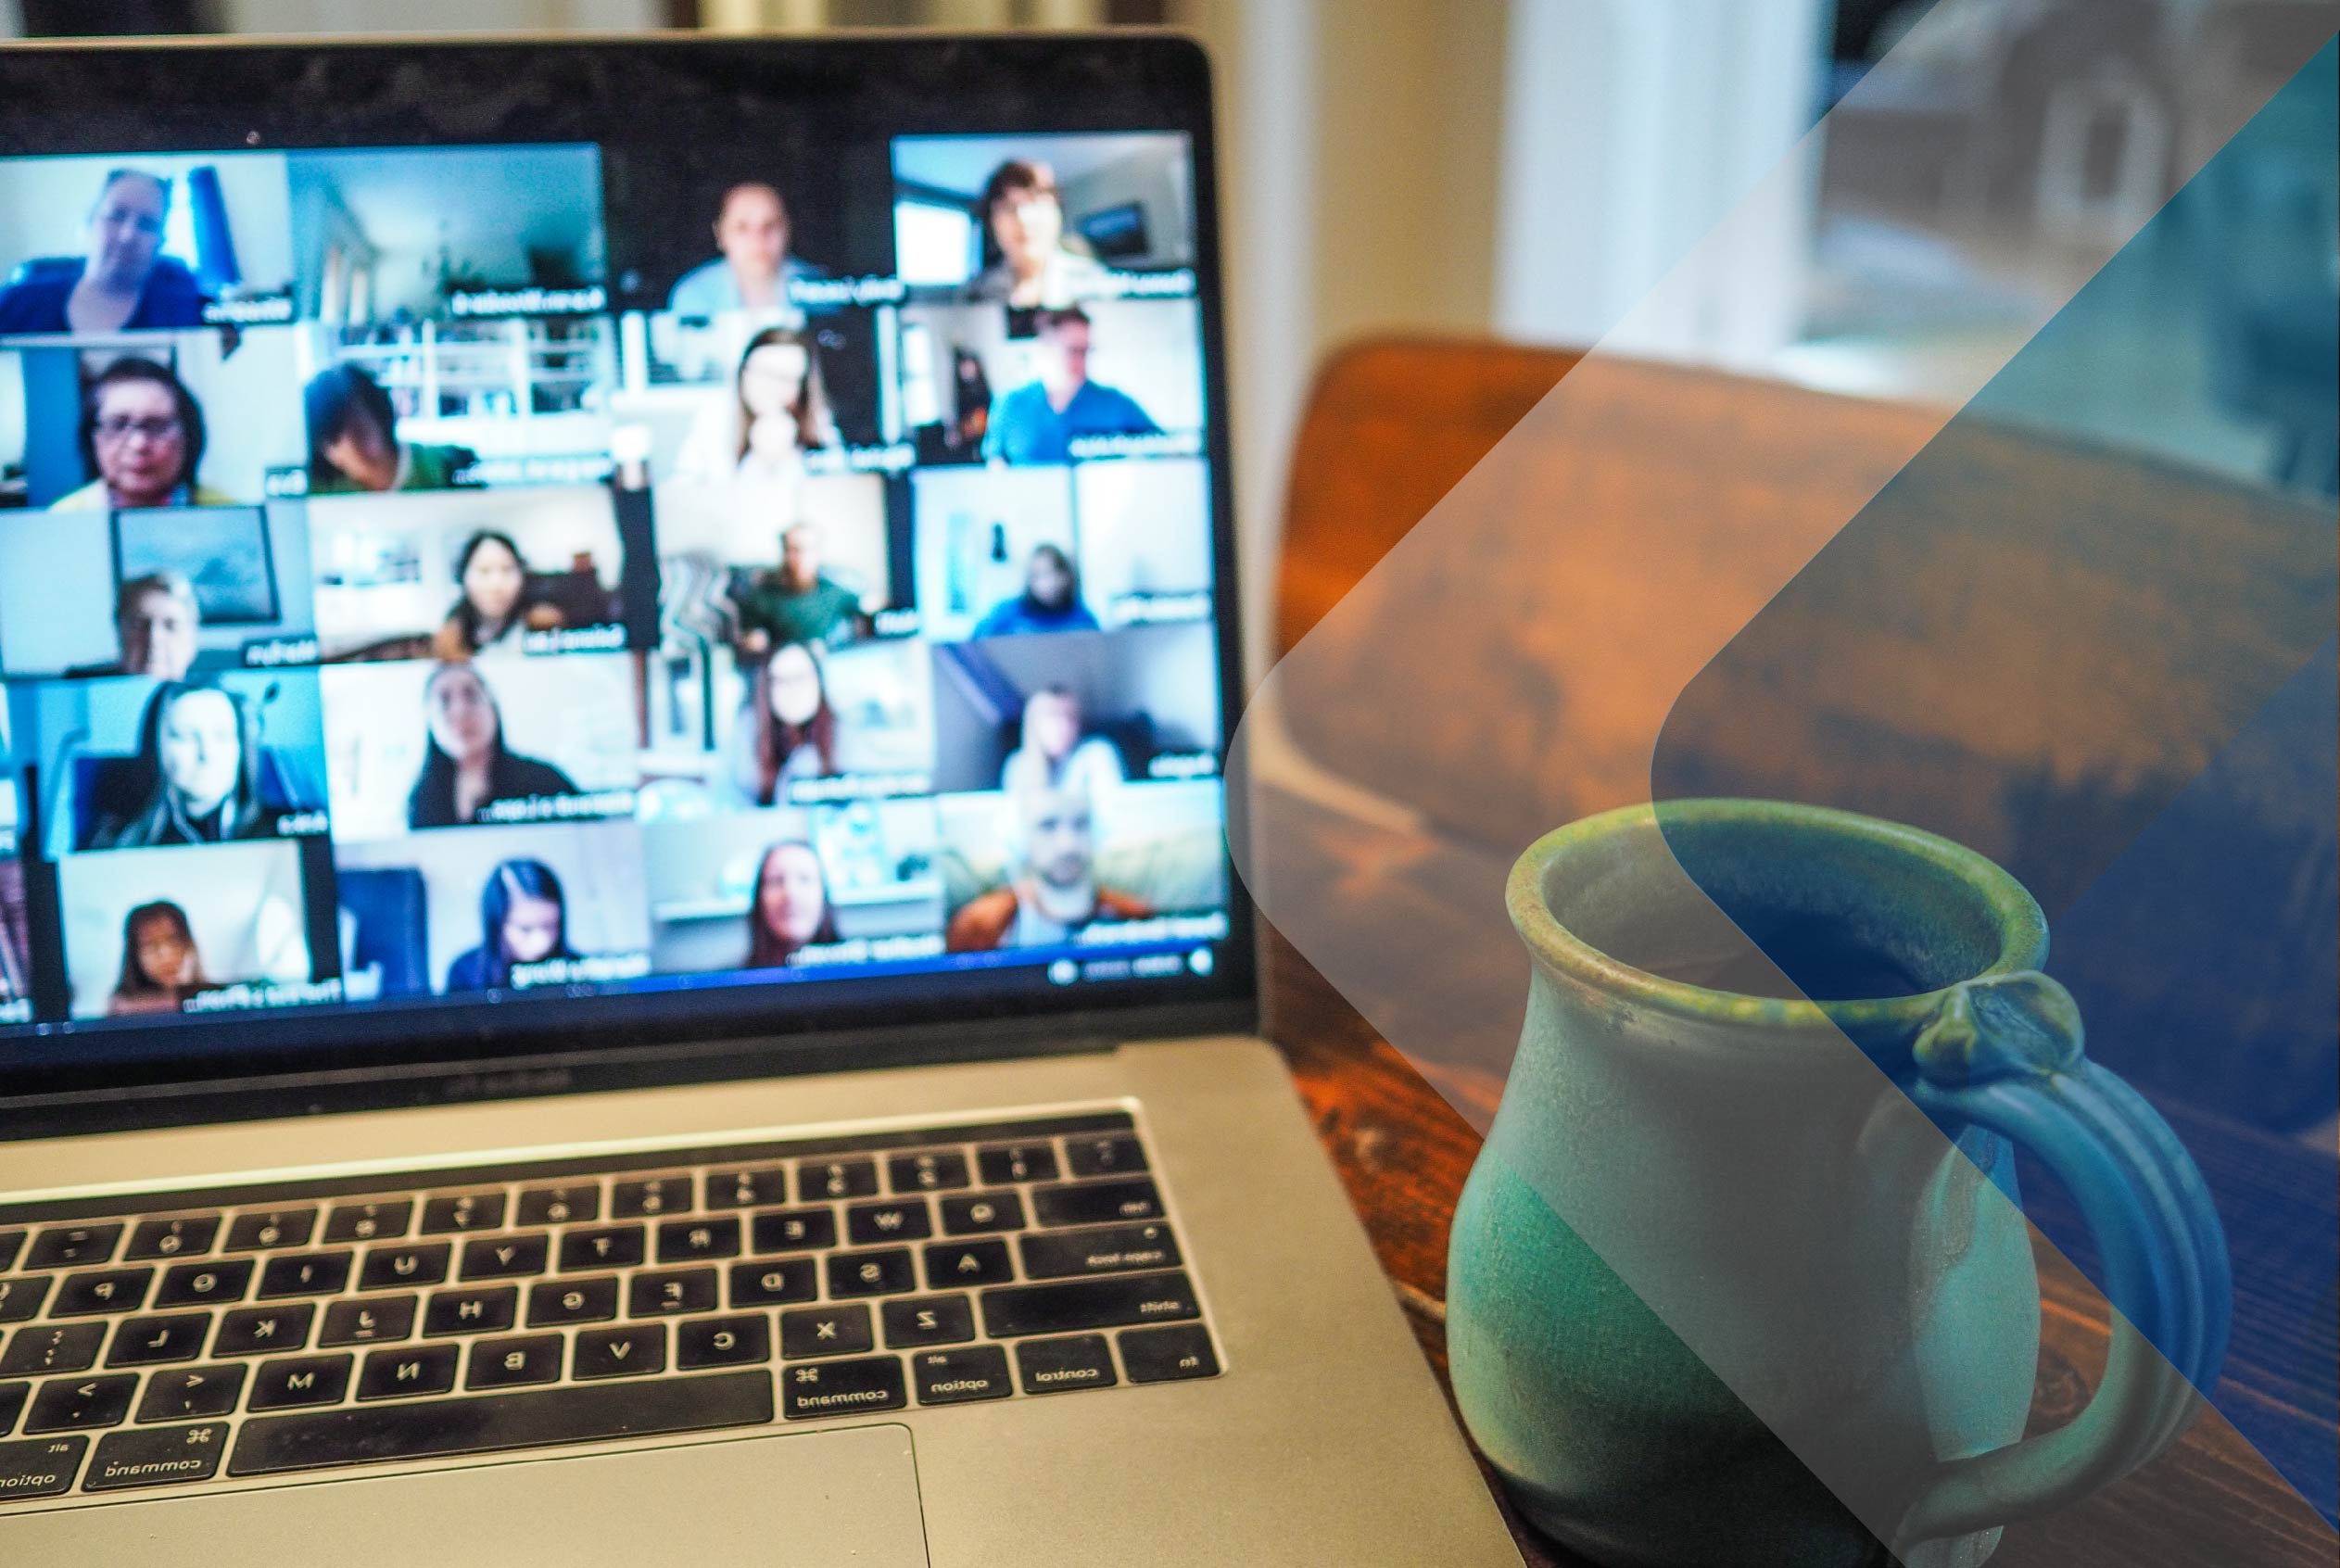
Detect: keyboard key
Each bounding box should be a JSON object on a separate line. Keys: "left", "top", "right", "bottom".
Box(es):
{"left": 910, "top": 1345, "right": 1014, "bottom": 1407}
{"left": 1019, "top": 1222, "right": 1183, "bottom": 1280}
{"left": 980, "top": 1271, "right": 1201, "bottom": 1339}
{"left": 655, "top": 1217, "right": 741, "bottom": 1264}
{"left": 0, "top": 1435, "right": 85, "bottom": 1498}
{"left": 123, "top": 1216, "right": 220, "bottom": 1261}
{"left": 0, "top": 1234, "right": 19, "bottom": 1272}
{"left": 1119, "top": 1323, "right": 1221, "bottom": 1384}
{"left": 778, "top": 1305, "right": 872, "bottom": 1359}
{"left": 826, "top": 1248, "right": 916, "bottom": 1299}
{"left": 1065, "top": 1133, "right": 1149, "bottom": 1179}
{"left": 515, "top": 1184, "right": 600, "bottom": 1227}
{"left": 526, "top": 1276, "right": 618, "bottom": 1328}
{"left": 154, "top": 1259, "right": 253, "bottom": 1309}
{"left": 975, "top": 1143, "right": 1058, "bottom": 1185}
{"left": 320, "top": 1296, "right": 416, "bottom": 1348}
{"left": 0, "top": 1382, "right": 23, "bottom": 1432}
{"left": 557, "top": 1226, "right": 644, "bottom": 1272}
{"left": 212, "top": 1304, "right": 315, "bottom": 1358}
{"left": 0, "top": 1277, "right": 51, "bottom": 1323}
{"left": 247, "top": 1354, "right": 352, "bottom": 1410}
{"left": 938, "top": 1191, "right": 1024, "bottom": 1236}
{"left": 610, "top": 1176, "right": 691, "bottom": 1219}
{"left": 844, "top": 1200, "right": 931, "bottom": 1246}
{"left": 727, "top": 1258, "right": 818, "bottom": 1309}
{"left": 572, "top": 1324, "right": 664, "bottom": 1381}
{"left": 84, "top": 1421, "right": 229, "bottom": 1491}
{"left": 466, "top": 1334, "right": 563, "bottom": 1390}
{"left": 258, "top": 1252, "right": 353, "bottom": 1299}
{"left": 703, "top": 1167, "right": 788, "bottom": 1210}
{"left": 627, "top": 1269, "right": 718, "bottom": 1318}
{"left": 460, "top": 1234, "right": 550, "bottom": 1281}
{"left": 135, "top": 1364, "right": 246, "bottom": 1423}
{"left": 2, "top": 1323, "right": 105, "bottom": 1376}
{"left": 25, "top": 1224, "right": 122, "bottom": 1271}
{"left": 25, "top": 1373, "right": 138, "bottom": 1432}
{"left": 52, "top": 1268, "right": 154, "bottom": 1317}
{"left": 323, "top": 1200, "right": 413, "bottom": 1245}
{"left": 1030, "top": 1179, "right": 1164, "bottom": 1228}
{"left": 781, "top": 1354, "right": 904, "bottom": 1420}
{"left": 419, "top": 1193, "right": 506, "bottom": 1235}
{"left": 223, "top": 1209, "right": 316, "bottom": 1253}
{"left": 228, "top": 1372, "right": 772, "bottom": 1477}
{"left": 750, "top": 1208, "right": 836, "bottom": 1254}
{"left": 797, "top": 1159, "right": 877, "bottom": 1203}
{"left": 424, "top": 1286, "right": 518, "bottom": 1337}
{"left": 1016, "top": 1334, "right": 1117, "bottom": 1395}
{"left": 887, "top": 1151, "right": 969, "bottom": 1194}
{"left": 676, "top": 1314, "right": 769, "bottom": 1370}
{"left": 923, "top": 1239, "right": 1013, "bottom": 1289}
{"left": 880, "top": 1295, "right": 975, "bottom": 1349}
{"left": 356, "top": 1345, "right": 460, "bottom": 1401}
{"left": 358, "top": 1243, "right": 450, "bottom": 1292}
{"left": 106, "top": 1313, "right": 211, "bottom": 1367}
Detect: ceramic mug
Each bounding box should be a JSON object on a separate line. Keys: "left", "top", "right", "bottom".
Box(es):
{"left": 1448, "top": 800, "right": 2230, "bottom": 1568}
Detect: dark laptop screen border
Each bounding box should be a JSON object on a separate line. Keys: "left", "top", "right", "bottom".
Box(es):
{"left": 0, "top": 32, "right": 1257, "bottom": 1133}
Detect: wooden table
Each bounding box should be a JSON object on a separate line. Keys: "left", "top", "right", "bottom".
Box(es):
{"left": 1258, "top": 800, "right": 2340, "bottom": 1567}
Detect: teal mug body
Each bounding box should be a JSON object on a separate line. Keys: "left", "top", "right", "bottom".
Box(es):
{"left": 1447, "top": 801, "right": 2230, "bottom": 1568}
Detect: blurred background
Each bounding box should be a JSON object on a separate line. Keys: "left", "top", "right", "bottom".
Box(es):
{"left": 4, "top": 0, "right": 2331, "bottom": 682}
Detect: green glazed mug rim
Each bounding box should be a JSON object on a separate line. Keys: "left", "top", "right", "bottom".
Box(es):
{"left": 1506, "top": 798, "right": 2051, "bottom": 1034}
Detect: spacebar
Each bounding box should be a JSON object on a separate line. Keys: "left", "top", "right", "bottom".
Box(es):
{"left": 227, "top": 1372, "right": 775, "bottom": 1477}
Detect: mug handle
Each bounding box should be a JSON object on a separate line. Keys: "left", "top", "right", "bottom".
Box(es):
{"left": 1891, "top": 971, "right": 2232, "bottom": 1552}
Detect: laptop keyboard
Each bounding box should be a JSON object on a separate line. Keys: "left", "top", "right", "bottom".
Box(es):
{"left": 0, "top": 1109, "right": 1220, "bottom": 1504}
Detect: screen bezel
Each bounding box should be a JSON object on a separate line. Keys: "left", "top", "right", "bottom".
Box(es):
{"left": 0, "top": 31, "right": 1258, "bottom": 1135}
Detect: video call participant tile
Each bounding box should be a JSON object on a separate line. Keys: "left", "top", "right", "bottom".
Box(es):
{"left": 0, "top": 499, "right": 317, "bottom": 678}
{"left": 307, "top": 484, "right": 652, "bottom": 664}
{"left": 640, "top": 798, "right": 944, "bottom": 980}
{"left": 334, "top": 819, "right": 651, "bottom": 1002}
{"left": 319, "top": 653, "right": 642, "bottom": 842}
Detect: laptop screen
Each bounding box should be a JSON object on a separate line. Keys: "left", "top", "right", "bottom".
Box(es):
{"left": 0, "top": 39, "right": 1246, "bottom": 1099}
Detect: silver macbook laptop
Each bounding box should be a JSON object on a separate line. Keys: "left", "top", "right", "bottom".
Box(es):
{"left": 0, "top": 29, "right": 1516, "bottom": 1568}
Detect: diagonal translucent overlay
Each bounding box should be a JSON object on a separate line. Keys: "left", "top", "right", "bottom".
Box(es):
{"left": 1229, "top": 6, "right": 2337, "bottom": 1564}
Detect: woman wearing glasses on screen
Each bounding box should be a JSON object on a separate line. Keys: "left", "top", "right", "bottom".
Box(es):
{"left": 432, "top": 531, "right": 566, "bottom": 661}
{"left": 83, "top": 681, "right": 285, "bottom": 851}
{"left": 303, "top": 364, "right": 480, "bottom": 496}
{"left": 408, "top": 663, "right": 581, "bottom": 829}
{"left": 744, "top": 841, "right": 838, "bottom": 969}
{"left": 0, "top": 169, "right": 209, "bottom": 336}
{"left": 726, "top": 640, "right": 838, "bottom": 807}
{"left": 106, "top": 900, "right": 214, "bottom": 1016}
{"left": 443, "top": 859, "right": 580, "bottom": 993}
{"left": 676, "top": 326, "right": 840, "bottom": 489}
{"left": 964, "top": 159, "right": 1114, "bottom": 310}
{"left": 54, "top": 358, "right": 233, "bottom": 512}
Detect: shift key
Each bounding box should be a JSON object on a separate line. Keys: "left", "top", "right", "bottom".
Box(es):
{"left": 980, "top": 1271, "right": 1200, "bottom": 1338}
{"left": 1028, "top": 1180, "right": 1162, "bottom": 1228}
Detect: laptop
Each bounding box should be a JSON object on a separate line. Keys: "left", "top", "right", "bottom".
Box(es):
{"left": 0, "top": 30, "right": 1519, "bottom": 1567}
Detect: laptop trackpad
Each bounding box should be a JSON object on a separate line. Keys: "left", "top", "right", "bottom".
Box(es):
{"left": 45, "top": 1424, "right": 930, "bottom": 1567}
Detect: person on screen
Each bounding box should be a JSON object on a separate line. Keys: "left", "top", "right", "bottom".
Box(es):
{"left": 0, "top": 168, "right": 209, "bottom": 335}
{"left": 668, "top": 183, "right": 826, "bottom": 321}
{"left": 964, "top": 160, "right": 1113, "bottom": 310}
{"left": 982, "top": 308, "right": 1160, "bottom": 466}
{"left": 55, "top": 358, "right": 233, "bottom": 511}
{"left": 733, "top": 522, "right": 866, "bottom": 657}
{"left": 84, "top": 681, "right": 285, "bottom": 851}
{"left": 945, "top": 785, "right": 1153, "bottom": 953}
{"left": 971, "top": 544, "right": 1100, "bottom": 639}
{"left": 674, "top": 326, "right": 840, "bottom": 489}
{"left": 1002, "top": 687, "right": 1124, "bottom": 801}
{"left": 745, "top": 841, "right": 839, "bottom": 968}
{"left": 304, "top": 364, "right": 479, "bottom": 495}
{"left": 68, "top": 573, "right": 203, "bottom": 680}
{"left": 727, "top": 641, "right": 838, "bottom": 807}
{"left": 443, "top": 858, "right": 579, "bottom": 993}
{"left": 107, "top": 900, "right": 212, "bottom": 1016}
{"left": 407, "top": 662, "right": 582, "bottom": 830}
{"left": 434, "top": 531, "right": 566, "bottom": 660}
